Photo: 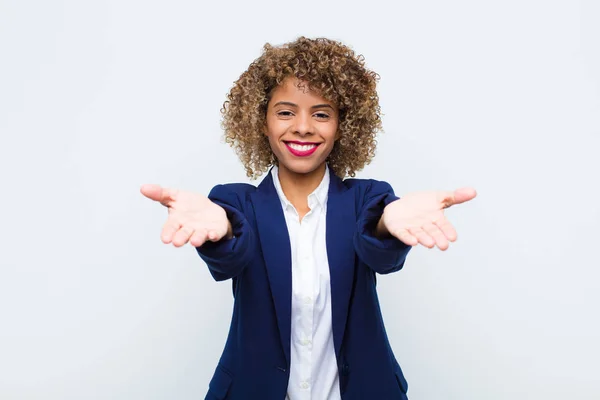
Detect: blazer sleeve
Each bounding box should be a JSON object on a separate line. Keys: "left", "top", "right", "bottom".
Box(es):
{"left": 353, "top": 180, "right": 412, "bottom": 274}
{"left": 195, "top": 184, "right": 255, "bottom": 282}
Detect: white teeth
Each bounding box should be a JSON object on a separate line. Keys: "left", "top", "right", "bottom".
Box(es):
{"left": 288, "top": 143, "right": 316, "bottom": 151}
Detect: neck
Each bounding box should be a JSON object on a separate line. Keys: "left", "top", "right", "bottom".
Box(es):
{"left": 277, "top": 163, "right": 326, "bottom": 211}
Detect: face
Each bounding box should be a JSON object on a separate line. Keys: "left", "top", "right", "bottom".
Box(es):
{"left": 265, "top": 77, "right": 339, "bottom": 177}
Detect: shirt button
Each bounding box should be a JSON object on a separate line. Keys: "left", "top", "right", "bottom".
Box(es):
{"left": 303, "top": 296, "right": 312, "bottom": 305}
{"left": 300, "top": 382, "right": 310, "bottom": 389}
{"left": 301, "top": 339, "right": 312, "bottom": 346}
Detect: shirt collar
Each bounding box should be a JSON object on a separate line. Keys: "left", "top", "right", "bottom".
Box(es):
{"left": 271, "top": 164, "right": 330, "bottom": 210}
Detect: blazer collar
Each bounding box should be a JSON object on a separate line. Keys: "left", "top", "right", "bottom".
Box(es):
{"left": 269, "top": 164, "right": 331, "bottom": 211}
{"left": 252, "top": 171, "right": 293, "bottom": 365}
{"left": 325, "top": 171, "right": 357, "bottom": 360}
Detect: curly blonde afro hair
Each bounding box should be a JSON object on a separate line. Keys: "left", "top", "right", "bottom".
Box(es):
{"left": 221, "top": 36, "right": 382, "bottom": 179}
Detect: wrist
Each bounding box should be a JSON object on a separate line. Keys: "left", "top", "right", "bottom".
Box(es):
{"left": 225, "top": 221, "right": 234, "bottom": 240}
{"left": 375, "top": 214, "right": 391, "bottom": 239}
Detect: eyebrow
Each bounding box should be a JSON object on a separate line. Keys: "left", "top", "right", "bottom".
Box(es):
{"left": 272, "top": 101, "right": 335, "bottom": 110}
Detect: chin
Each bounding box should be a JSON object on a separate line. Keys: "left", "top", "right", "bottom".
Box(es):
{"left": 279, "top": 159, "right": 325, "bottom": 175}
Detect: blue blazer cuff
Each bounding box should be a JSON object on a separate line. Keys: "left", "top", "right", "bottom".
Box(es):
{"left": 354, "top": 191, "right": 411, "bottom": 274}
{"left": 196, "top": 200, "right": 255, "bottom": 281}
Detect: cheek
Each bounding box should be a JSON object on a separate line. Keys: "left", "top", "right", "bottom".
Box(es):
{"left": 264, "top": 131, "right": 283, "bottom": 155}
{"left": 329, "top": 124, "right": 341, "bottom": 142}
{"left": 265, "top": 135, "right": 279, "bottom": 153}
{"left": 263, "top": 117, "right": 271, "bottom": 137}
{"left": 265, "top": 119, "right": 286, "bottom": 137}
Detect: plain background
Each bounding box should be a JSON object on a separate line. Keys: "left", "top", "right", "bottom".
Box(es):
{"left": 1, "top": 0, "right": 599, "bottom": 399}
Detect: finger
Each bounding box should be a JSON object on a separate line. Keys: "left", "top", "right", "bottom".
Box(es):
{"left": 172, "top": 225, "right": 195, "bottom": 247}
{"left": 161, "top": 218, "right": 181, "bottom": 244}
{"left": 440, "top": 187, "right": 477, "bottom": 208}
{"left": 408, "top": 227, "right": 435, "bottom": 248}
{"left": 140, "top": 184, "right": 163, "bottom": 201}
{"left": 206, "top": 230, "right": 222, "bottom": 242}
{"left": 391, "top": 229, "right": 418, "bottom": 246}
{"left": 422, "top": 222, "right": 449, "bottom": 251}
{"left": 140, "top": 184, "right": 178, "bottom": 207}
{"left": 433, "top": 218, "right": 458, "bottom": 242}
{"left": 190, "top": 228, "right": 209, "bottom": 247}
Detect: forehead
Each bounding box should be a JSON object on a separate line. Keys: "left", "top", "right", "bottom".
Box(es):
{"left": 269, "top": 77, "right": 335, "bottom": 106}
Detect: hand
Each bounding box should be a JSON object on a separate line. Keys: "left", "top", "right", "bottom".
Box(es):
{"left": 140, "top": 184, "right": 231, "bottom": 247}
{"left": 378, "top": 187, "right": 477, "bottom": 250}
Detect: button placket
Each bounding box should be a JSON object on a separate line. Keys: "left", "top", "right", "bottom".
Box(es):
{"left": 274, "top": 167, "right": 338, "bottom": 399}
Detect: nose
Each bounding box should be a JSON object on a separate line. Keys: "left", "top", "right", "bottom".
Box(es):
{"left": 292, "top": 112, "right": 313, "bottom": 136}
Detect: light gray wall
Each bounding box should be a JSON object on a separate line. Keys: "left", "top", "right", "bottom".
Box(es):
{"left": 1, "top": 0, "right": 598, "bottom": 399}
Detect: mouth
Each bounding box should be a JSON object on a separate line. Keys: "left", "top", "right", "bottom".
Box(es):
{"left": 284, "top": 141, "right": 320, "bottom": 157}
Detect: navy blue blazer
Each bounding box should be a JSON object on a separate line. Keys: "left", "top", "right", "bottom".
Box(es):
{"left": 196, "top": 170, "right": 412, "bottom": 400}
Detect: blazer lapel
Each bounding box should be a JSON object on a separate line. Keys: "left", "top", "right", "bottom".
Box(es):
{"left": 250, "top": 172, "right": 292, "bottom": 366}
{"left": 326, "top": 173, "right": 356, "bottom": 360}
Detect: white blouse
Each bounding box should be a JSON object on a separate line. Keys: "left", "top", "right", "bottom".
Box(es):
{"left": 272, "top": 165, "right": 341, "bottom": 400}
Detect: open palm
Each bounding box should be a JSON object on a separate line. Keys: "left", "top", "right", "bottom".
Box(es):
{"left": 140, "top": 184, "right": 230, "bottom": 247}
{"left": 381, "top": 187, "right": 477, "bottom": 250}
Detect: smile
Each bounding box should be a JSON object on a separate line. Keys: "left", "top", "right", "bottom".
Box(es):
{"left": 284, "top": 141, "right": 320, "bottom": 157}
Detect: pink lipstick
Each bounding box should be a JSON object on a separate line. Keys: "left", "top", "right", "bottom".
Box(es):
{"left": 284, "top": 141, "right": 320, "bottom": 157}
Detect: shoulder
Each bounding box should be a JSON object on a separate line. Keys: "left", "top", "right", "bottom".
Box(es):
{"left": 209, "top": 182, "right": 257, "bottom": 196}
{"left": 208, "top": 183, "right": 257, "bottom": 210}
{"left": 342, "top": 177, "right": 395, "bottom": 197}
{"left": 342, "top": 177, "right": 398, "bottom": 209}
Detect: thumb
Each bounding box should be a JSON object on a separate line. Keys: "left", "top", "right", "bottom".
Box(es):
{"left": 140, "top": 184, "right": 176, "bottom": 207}
{"left": 441, "top": 187, "right": 477, "bottom": 208}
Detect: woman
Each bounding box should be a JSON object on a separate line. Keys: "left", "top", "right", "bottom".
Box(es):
{"left": 141, "top": 37, "right": 476, "bottom": 400}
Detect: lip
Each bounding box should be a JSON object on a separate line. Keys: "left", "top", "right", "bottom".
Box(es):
{"left": 283, "top": 141, "right": 320, "bottom": 157}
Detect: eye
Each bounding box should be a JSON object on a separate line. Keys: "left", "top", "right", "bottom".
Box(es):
{"left": 277, "top": 110, "right": 294, "bottom": 117}
{"left": 314, "top": 112, "right": 330, "bottom": 119}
